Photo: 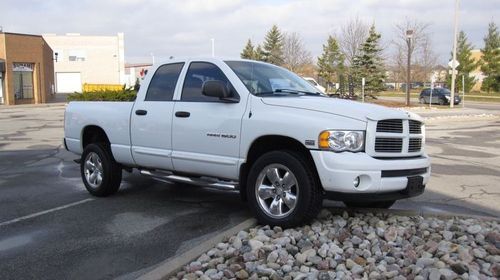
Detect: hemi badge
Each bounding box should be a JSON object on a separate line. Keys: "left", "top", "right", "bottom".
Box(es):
{"left": 305, "top": 140, "right": 315, "bottom": 146}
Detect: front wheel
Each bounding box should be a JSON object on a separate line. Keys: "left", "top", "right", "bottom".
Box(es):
{"left": 80, "top": 143, "right": 122, "bottom": 197}
{"left": 343, "top": 200, "right": 395, "bottom": 209}
{"left": 246, "top": 151, "right": 323, "bottom": 227}
{"left": 438, "top": 98, "right": 446, "bottom": 105}
{"left": 419, "top": 97, "right": 425, "bottom": 104}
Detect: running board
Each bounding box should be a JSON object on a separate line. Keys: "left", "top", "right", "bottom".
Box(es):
{"left": 139, "top": 169, "right": 238, "bottom": 191}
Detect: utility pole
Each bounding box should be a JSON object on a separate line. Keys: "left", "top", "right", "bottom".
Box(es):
{"left": 450, "top": 0, "right": 460, "bottom": 108}
{"left": 406, "top": 30, "right": 413, "bottom": 107}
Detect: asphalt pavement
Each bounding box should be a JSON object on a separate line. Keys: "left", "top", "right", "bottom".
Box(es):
{"left": 0, "top": 101, "right": 499, "bottom": 279}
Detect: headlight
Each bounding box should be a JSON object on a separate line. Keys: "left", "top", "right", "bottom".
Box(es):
{"left": 445, "top": 95, "right": 450, "bottom": 100}
{"left": 318, "top": 130, "right": 365, "bottom": 152}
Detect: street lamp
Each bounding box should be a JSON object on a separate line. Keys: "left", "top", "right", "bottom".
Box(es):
{"left": 405, "top": 30, "right": 413, "bottom": 107}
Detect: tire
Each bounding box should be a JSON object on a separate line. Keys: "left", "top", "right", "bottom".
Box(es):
{"left": 419, "top": 97, "right": 425, "bottom": 104}
{"left": 80, "top": 143, "right": 122, "bottom": 197}
{"left": 343, "top": 200, "right": 396, "bottom": 209}
{"left": 438, "top": 98, "right": 446, "bottom": 105}
{"left": 246, "top": 150, "right": 323, "bottom": 227}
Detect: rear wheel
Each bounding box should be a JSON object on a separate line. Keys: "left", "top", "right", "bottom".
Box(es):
{"left": 343, "top": 200, "right": 395, "bottom": 209}
{"left": 246, "top": 151, "right": 322, "bottom": 227}
{"left": 81, "top": 143, "right": 122, "bottom": 197}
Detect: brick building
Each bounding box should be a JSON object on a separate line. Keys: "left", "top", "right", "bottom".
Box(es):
{"left": 0, "top": 32, "right": 55, "bottom": 105}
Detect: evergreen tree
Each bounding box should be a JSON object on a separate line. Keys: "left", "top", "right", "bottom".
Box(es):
{"left": 254, "top": 45, "right": 265, "bottom": 61}
{"left": 446, "top": 31, "right": 477, "bottom": 93}
{"left": 352, "top": 24, "right": 386, "bottom": 97}
{"left": 262, "top": 25, "right": 284, "bottom": 65}
{"left": 240, "top": 39, "right": 256, "bottom": 59}
{"left": 480, "top": 22, "right": 500, "bottom": 93}
{"left": 317, "top": 35, "right": 345, "bottom": 93}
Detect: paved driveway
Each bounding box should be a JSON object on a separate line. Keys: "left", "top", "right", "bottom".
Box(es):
{"left": 0, "top": 103, "right": 498, "bottom": 279}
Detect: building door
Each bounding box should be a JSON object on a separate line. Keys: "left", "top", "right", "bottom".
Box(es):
{"left": 56, "top": 72, "right": 82, "bottom": 93}
{"left": 12, "top": 63, "right": 35, "bottom": 101}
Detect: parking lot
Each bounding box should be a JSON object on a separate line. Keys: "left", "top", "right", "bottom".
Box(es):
{"left": 0, "top": 102, "right": 499, "bottom": 279}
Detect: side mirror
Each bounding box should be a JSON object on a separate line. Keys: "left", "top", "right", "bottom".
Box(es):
{"left": 202, "top": 80, "right": 230, "bottom": 98}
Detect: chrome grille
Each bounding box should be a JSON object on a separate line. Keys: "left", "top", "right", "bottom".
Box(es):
{"left": 409, "top": 120, "right": 422, "bottom": 134}
{"left": 369, "top": 118, "right": 424, "bottom": 158}
{"left": 376, "top": 119, "right": 403, "bottom": 133}
{"left": 375, "top": 138, "right": 403, "bottom": 153}
{"left": 409, "top": 138, "right": 422, "bottom": 152}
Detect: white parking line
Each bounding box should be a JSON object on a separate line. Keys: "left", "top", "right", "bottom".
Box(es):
{"left": 0, "top": 198, "right": 94, "bottom": 227}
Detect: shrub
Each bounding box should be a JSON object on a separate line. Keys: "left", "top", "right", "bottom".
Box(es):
{"left": 67, "top": 89, "right": 137, "bottom": 102}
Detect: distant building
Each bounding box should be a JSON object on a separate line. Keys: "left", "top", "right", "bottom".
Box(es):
{"left": 42, "top": 33, "right": 125, "bottom": 93}
{"left": 124, "top": 62, "right": 152, "bottom": 87}
{"left": 470, "top": 49, "right": 485, "bottom": 92}
{"left": 0, "top": 32, "right": 55, "bottom": 105}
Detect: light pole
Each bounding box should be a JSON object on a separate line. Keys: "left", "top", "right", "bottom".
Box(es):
{"left": 450, "top": 0, "right": 460, "bottom": 108}
{"left": 406, "top": 30, "right": 413, "bottom": 107}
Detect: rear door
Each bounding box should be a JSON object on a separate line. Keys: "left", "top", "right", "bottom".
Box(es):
{"left": 171, "top": 62, "right": 246, "bottom": 180}
{"left": 130, "top": 63, "right": 185, "bottom": 170}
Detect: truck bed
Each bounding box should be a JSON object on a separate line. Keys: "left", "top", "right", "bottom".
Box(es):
{"left": 64, "top": 101, "right": 134, "bottom": 164}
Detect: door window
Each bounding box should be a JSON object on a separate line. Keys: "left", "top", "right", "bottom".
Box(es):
{"left": 145, "top": 63, "right": 184, "bottom": 101}
{"left": 181, "top": 62, "right": 237, "bottom": 102}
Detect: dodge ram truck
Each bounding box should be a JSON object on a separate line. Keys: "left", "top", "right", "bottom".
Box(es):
{"left": 64, "top": 58, "right": 431, "bottom": 227}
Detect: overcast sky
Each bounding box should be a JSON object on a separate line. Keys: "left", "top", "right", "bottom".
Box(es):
{"left": 1, "top": 0, "right": 498, "bottom": 65}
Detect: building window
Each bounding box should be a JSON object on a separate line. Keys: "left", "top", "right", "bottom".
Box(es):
{"left": 12, "top": 63, "right": 34, "bottom": 100}
{"left": 68, "top": 50, "right": 86, "bottom": 62}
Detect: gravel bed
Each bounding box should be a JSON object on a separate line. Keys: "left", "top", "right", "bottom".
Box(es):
{"left": 172, "top": 210, "right": 499, "bottom": 280}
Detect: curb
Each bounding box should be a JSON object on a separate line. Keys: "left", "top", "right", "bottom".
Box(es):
{"left": 0, "top": 102, "right": 67, "bottom": 109}
{"left": 137, "top": 218, "right": 257, "bottom": 280}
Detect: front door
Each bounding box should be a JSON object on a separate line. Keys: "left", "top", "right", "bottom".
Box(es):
{"left": 12, "top": 63, "right": 34, "bottom": 102}
{"left": 171, "top": 62, "right": 246, "bottom": 180}
{"left": 130, "top": 62, "right": 185, "bottom": 170}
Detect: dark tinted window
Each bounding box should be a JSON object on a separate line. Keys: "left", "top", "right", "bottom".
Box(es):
{"left": 145, "top": 63, "right": 184, "bottom": 101}
{"left": 181, "top": 62, "right": 237, "bottom": 102}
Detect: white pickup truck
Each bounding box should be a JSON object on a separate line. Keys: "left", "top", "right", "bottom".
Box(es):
{"left": 64, "top": 58, "right": 430, "bottom": 227}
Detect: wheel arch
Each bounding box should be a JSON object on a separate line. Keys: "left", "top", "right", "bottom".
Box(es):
{"left": 239, "top": 135, "right": 322, "bottom": 201}
{"left": 81, "top": 125, "right": 111, "bottom": 149}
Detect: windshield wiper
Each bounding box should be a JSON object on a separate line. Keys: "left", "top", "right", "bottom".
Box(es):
{"left": 255, "top": 89, "right": 322, "bottom": 96}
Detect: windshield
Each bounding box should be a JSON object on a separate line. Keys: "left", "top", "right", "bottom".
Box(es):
{"left": 436, "top": 88, "right": 451, "bottom": 95}
{"left": 225, "top": 61, "right": 322, "bottom": 96}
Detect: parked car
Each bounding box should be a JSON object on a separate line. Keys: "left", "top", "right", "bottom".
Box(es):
{"left": 419, "top": 88, "right": 461, "bottom": 105}
{"left": 64, "top": 58, "right": 430, "bottom": 227}
{"left": 303, "top": 77, "right": 326, "bottom": 93}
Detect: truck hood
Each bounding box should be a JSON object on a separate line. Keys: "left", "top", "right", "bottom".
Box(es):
{"left": 260, "top": 96, "right": 423, "bottom": 122}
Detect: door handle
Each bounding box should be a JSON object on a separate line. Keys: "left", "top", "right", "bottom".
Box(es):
{"left": 175, "top": 111, "right": 190, "bottom": 118}
{"left": 135, "top": 109, "right": 147, "bottom": 116}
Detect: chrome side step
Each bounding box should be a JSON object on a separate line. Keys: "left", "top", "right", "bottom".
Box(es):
{"left": 139, "top": 169, "right": 238, "bottom": 191}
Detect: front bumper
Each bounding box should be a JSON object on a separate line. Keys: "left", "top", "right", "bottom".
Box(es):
{"left": 310, "top": 150, "right": 431, "bottom": 198}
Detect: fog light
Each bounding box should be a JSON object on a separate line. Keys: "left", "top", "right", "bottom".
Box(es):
{"left": 353, "top": 176, "right": 360, "bottom": 188}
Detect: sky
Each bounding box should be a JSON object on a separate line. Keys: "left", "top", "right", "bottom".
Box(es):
{"left": 1, "top": 0, "right": 499, "bottom": 65}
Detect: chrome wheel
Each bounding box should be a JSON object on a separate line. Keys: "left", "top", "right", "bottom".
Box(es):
{"left": 84, "top": 152, "right": 103, "bottom": 189}
{"left": 255, "top": 164, "right": 299, "bottom": 218}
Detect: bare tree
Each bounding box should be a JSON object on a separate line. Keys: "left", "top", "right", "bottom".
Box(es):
{"left": 391, "top": 19, "right": 436, "bottom": 85}
{"left": 339, "top": 16, "right": 369, "bottom": 66}
{"left": 282, "top": 32, "right": 312, "bottom": 73}
{"left": 415, "top": 37, "right": 438, "bottom": 81}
